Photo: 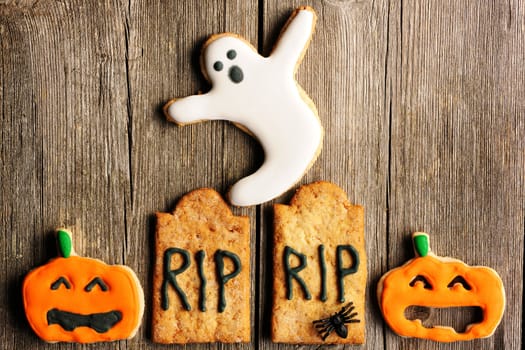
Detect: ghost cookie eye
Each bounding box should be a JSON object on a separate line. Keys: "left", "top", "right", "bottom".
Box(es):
{"left": 213, "top": 61, "right": 223, "bottom": 71}
{"left": 226, "top": 49, "right": 237, "bottom": 60}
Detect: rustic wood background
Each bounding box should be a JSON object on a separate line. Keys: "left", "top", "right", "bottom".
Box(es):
{"left": 1, "top": 0, "right": 523, "bottom": 349}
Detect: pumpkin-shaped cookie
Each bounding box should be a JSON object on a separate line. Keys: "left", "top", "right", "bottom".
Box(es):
{"left": 23, "top": 229, "right": 144, "bottom": 343}
{"left": 377, "top": 232, "right": 505, "bottom": 342}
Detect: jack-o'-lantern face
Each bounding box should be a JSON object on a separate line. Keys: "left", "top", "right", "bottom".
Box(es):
{"left": 23, "top": 230, "right": 144, "bottom": 343}
{"left": 378, "top": 232, "right": 505, "bottom": 342}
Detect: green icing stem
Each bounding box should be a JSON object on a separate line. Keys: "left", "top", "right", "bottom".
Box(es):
{"left": 57, "top": 230, "right": 72, "bottom": 258}
{"left": 413, "top": 233, "right": 429, "bottom": 257}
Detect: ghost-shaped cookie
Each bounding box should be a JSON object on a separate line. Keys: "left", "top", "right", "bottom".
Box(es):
{"left": 164, "top": 6, "right": 323, "bottom": 206}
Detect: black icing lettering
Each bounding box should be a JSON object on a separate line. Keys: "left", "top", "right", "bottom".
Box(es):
{"left": 51, "top": 277, "right": 71, "bottom": 290}
{"left": 226, "top": 49, "right": 237, "bottom": 60}
{"left": 336, "top": 245, "right": 359, "bottom": 303}
{"left": 283, "top": 246, "right": 311, "bottom": 300}
{"left": 162, "top": 248, "right": 191, "bottom": 311}
{"left": 47, "top": 309, "right": 122, "bottom": 333}
{"left": 195, "top": 250, "right": 207, "bottom": 312}
{"left": 318, "top": 245, "right": 327, "bottom": 302}
{"left": 213, "top": 61, "right": 223, "bottom": 71}
{"left": 84, "top": 277, "right": 109, "bottom": 292}
{"left": 228, "top": 65, "right": 244, "bottom": 83}
{"left": 214, "top": 250, "right": 242, "bottom": 313}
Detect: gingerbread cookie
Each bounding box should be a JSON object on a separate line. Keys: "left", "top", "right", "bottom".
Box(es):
{"left": 152, "top": 188, "right": 251, "bottom": 343}
{"left": 271, "top": 181, "right": 366, "bottom": 344}
{"left": 22, "top": 229, "right": 144, "bottom": 343}
{"left": 164, "top": 6, "right": 323, "bottom": 206}
{"left": 377, "top": 232, "right": 505, "bottom": 342}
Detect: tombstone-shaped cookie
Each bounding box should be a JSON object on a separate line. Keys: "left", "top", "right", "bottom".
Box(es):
{"left": 271, "top": 181, "right": 366, "bottom": 344}
{"left": 152, "top": 189, "right": 251, "bottom": 343}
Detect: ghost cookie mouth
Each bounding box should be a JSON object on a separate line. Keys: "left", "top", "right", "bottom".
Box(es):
{"left": 47, "top": 308, "right": 123, "bottom": 333}
{"left": 228, "top": 65, "right": 244, "bottom": 83}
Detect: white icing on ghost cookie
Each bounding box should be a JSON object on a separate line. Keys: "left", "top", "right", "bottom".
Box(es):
{"left": 165, "top": 6, "right": 323, "bottom": 206}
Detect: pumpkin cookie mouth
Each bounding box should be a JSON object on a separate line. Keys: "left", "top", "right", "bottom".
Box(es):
{"left": 47, "top": 308, "right": 122, "bottom": 333}
{"left": 404, "top": 305, "right": 483, "bottom": 333}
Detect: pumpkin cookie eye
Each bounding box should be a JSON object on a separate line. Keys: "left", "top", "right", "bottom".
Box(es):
{"left": 50, "top": 277, "right": 71, "bottom": 290}
{"left": 84, "top": 277, "right": 109, "bottom": 292}
{"left": 447, "top": 276, "right": 471, "bottom": 290}
{"left": 409, "top": 275, "right": 432, "bottom": 290}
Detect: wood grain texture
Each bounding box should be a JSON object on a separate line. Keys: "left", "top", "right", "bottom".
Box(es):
{"left": 1, "top": 1, "right": 131, "bottom": 349}
{"left": 0, "top": 0, "right": 523, "bottom": 349}
{"left": 386, "top": 1, "right": 525, "bottom": 349}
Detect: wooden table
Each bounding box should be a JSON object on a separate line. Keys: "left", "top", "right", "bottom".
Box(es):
{"left": 1, "top": 0, "right": 523, "bottom": 349}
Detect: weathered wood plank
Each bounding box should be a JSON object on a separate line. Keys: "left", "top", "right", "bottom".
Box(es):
{"left": 1, "top": 0, "right": 523, "bottom": 349}
{"left": 259, "top": 1, "right": 390, "bottom": 349}
{"left": 0, "top": 0, "right": 131, "bottom": 349}
{"left": 126, "top": 0, "right": 258, "bottom": 348}
{"left": 387, "top": 1, "right": 525, "bottom": 349}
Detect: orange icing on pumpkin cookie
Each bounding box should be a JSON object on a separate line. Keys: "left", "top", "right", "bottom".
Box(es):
{"left": 23, "top": 229, "right": 144, "bottom": 343}
{"left": 378, "top": 232, "right": 505, "bottom": 342}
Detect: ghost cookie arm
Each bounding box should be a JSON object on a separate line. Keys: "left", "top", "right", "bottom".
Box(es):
{"left": 271, "top": 6, "right": 317, "bottom": 71}
{"left": 164, "top": 93, "right": 223, "bottom": 125}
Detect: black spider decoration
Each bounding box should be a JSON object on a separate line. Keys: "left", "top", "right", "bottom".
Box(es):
{"left": 313, "top": 302, "right": 360, "bottom": 341}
